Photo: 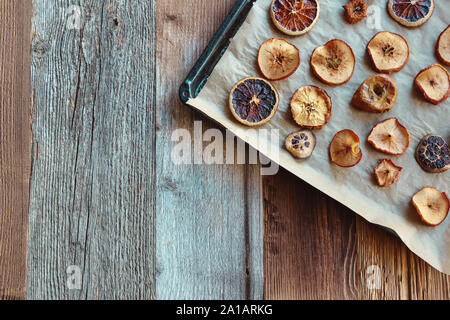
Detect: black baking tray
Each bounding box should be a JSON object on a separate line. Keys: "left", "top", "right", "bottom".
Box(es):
{"left": 179, "top": 0, "right": 257, "bottom": 104}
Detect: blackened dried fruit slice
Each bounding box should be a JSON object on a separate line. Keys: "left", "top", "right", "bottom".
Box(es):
{"left": 285, "top": 130, "right": 316, "bottom": 159}
{"left": 229, "top": 77, "right": 279, "bottom": 127}
{"left": 415, "top": 134, "right": 450, "bottom": 173}
{"left": 343, "top": 0, "right": 368, "bottom": 24}
{"left": 374, "top": 159, "right": 402, "bottom": 187}
{"left": 388, "top": 0, "right": 434, "bottom": 28}
{"left": 270, "top": 0, "right": 320, "bottom": 36}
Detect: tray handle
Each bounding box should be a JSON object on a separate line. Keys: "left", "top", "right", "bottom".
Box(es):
{"left": 179, "top": 0, "right": 257, "bottom": 104}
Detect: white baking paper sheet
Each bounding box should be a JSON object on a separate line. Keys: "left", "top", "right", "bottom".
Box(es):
{"left": 188, "top": 0, "right": 449, "bottom": 274}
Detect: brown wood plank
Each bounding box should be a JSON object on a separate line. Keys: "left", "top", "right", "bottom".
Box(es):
{"left": 0, "top": 0, "right": 32, "bottom": 300}
{"left": 155, "top": 0, "right": 263, "bottom": 299}
{"left": 264, "top": 168, "right": 450, "bottom": 300}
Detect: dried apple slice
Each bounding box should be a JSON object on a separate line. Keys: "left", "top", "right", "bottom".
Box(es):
{"left": 374, "top": 159, "right": 402, "bottom": 187}
{"left": 270, "top": 0, "right": 320, "bottom": 36}
{"left": 258, "top": 38, "right": 300, "bottom": 81}
{"left": 343, "top": 0, "right": 368, "bottom": 24}
{"left": 367, "top": 31, "right": 410, "bottom": 73}
{"left": 329, "top": 129, "right": 362, "bottom": 167}
{"left": 367, "top": 118, "right": 410, "bottom": 155}
{"left": 229, "top": 77, "right": 279, "bottom": 127}
{"left": 290, "top": 85, "right": 332, "bottom": 129}
{"left": 437, "top": 25, "right": 450, "bottom": 66}
{"left": 412, "top": 187, "right": 449, "bottom": 226}
{"left": 285, "top": 130, "right": 317, "bottom": 159}
{"left": 310, "top": 39, "right": 356, "bottom": 85}
{"left": 351, "top": 74, "right": 398, "bottom": 113}
{"left": 415, "top": 64, "right": 450, "bottom": 105}
{"left": 388, "top": 0, "right": 434, "bottom": 28}
{"left": 415, "top": 134, "right": 450, "bottom": 173}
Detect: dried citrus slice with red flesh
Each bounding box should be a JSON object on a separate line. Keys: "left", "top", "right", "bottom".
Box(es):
{"left": 310, "top": 39, "right": 356, "bottom": 85}
{"left": 367, "top": 31, "right": 410, "bottom": 73}
{"left": 374, "top": 159, "right": 402, "bottom": 187}
{"left": 329, "top": 129, "right": 363, "bottom": 167}
{"left": 437, "top": 25, "right": 450, "bottom": 66}
{"left": 290, "top": 85, "right": 332, "bottom": 129}
{"left": 368, "top": 118, "right": 410, "bottom": 155}
{"left": 415, "top": 64, "right": 450, "bottom": 105}
{"left": 229, "top": 77, "right": 279, "bottom": 127}
{"left": 388, "top": 0, "right": 434, "bottom": 27}
{"left": 412, "top": 187, "right": 449, "bottom": 226}
{"left": 270, "top": 0, "right": 320, "bottom": 36}
{"left": 258, "top": 38, "right": 300, "bottom": 81}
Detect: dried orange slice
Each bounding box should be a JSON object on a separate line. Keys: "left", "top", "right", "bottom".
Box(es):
{"left": 374, "top": 159, "right": 402, "bottom": 187}
{"left": 415, "top": 63, "right": 450, "bottom": 105}
{"left": 257, "top": 38, "right": 300, "bottom": 81}
{"left": 412, "top": 187, "right": 449, "bottom": 226}
{"left": 437, "top": 25, "right": 450, "bottom": 66}
{"left": 290, "top": 85, "right": 332, "bottom": 129}
{"left": 367, "top": 118, "right": 410, "bottom": 155}
{"left": 229, "top": 77, "right": 279, "bottom": 127}
{"left": 367, "top": 31, "right": 410, "bottom": 73}
{"left": 351, "top": 74, "right": 398, "bottom": 113}
{"left": 310, "top": 39, "right": 356, "bottom": 85}
{"left": 270, "top": 0, "right": 320, "bottom": 36}
{"left": 329, "top": 129, "right": 363, "bottom": 167}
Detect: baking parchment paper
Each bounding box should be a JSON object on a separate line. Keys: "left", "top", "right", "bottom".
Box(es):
{"left": 188, "top": 0, "right": 449, "bottom": 274}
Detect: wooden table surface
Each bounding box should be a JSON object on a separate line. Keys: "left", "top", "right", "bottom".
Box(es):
{"left": 0, "top": 0, "right": 449, "bottom": 300}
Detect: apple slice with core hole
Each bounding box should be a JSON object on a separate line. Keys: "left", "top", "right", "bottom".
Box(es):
{"left": 329, "top": 129, "right": 362, "bottom": 167}
{"left": 367, "top": 31, "right": 410, "bottom": 74}
{"left": 437, "top": 25, "right": 450, "bottom": 66}
{"left": 412, "top": 187, "right": 449, "bottom": 227}
{"left": 310, "top": 39, "right": 356, "bottom": 85}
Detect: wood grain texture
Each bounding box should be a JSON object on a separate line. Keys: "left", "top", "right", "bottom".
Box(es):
{"left": 264, "top": 168, "right": 450, "bottom": 300}
{"left": 0, "top": 0, "right": 32, "bottom": 300}
{"left": 28, "top": 0, "right": 156, "bottom": 299}
{"left": 155, "top": 0, "right": 263, "bottom": 300}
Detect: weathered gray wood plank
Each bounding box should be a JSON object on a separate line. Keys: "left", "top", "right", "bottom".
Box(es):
{"left": 155, "top": 1, "right": 264, "bottom": 300}
{"left": 28, "top": 0, "right": 156, "bottom": 299}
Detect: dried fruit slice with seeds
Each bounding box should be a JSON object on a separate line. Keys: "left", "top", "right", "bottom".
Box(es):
{"left": 374, "top": 159, "right": 402, "bottom": 187}
{"left": 412, "top": 187, "right": 449, "bottom": 226}
{"left": 415, "top": 63, "right": 450, "bottom": 104}
{"left": 388, "top": 0, "right": 434, "bottom": 28}
{"left": 367, "top": 118, "right": 410, "bottom": 155}
{"left": 257, "top": 38, "right": 300, "bottom": 81}
{"left": 285, "top": 130, "right": 317, "bottom": 159}
{"left": 290, "top": 85, "right": 332, "bottom": 129}
{"left": 329, "top": 129, "right": 363, "bottom": 167}
{"left": 367, "top": 31, "right": 410, "bottom": 73}
{"left": 436, "top": 25, "right": 450, "bottom": 66}
{"left": 270, "top": 0, "right": 320, "bottom": 36}
{"left": 229, "top": 77, "right": 279, "bottom": 127}
{"left": 343, "top": 0, "right": 368, "bottom": 24}
{"left": 351, "top": 74, "right": 398, "bottom": 113}
{"left": 415, "top": 134, "right": 450, "bottom": 173}
{"left": 310, "top": 39, "right": 356, "bottom": 85}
